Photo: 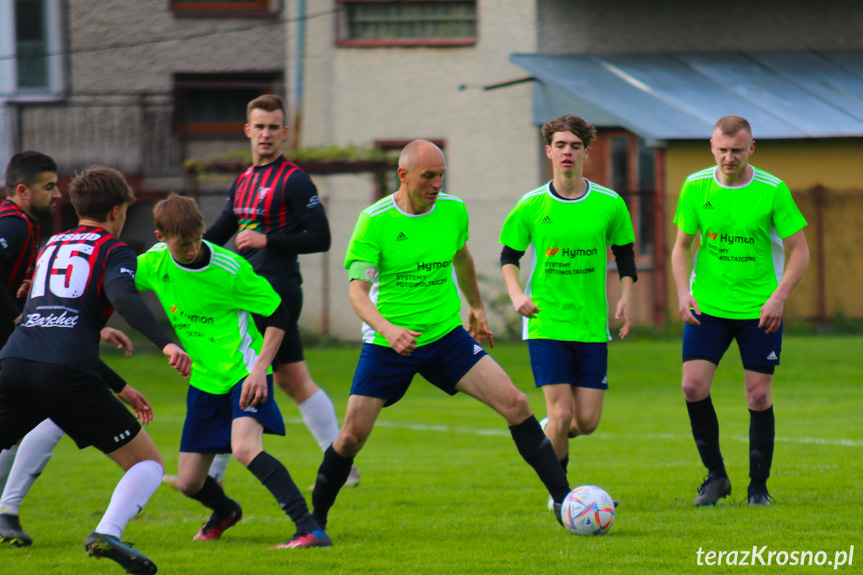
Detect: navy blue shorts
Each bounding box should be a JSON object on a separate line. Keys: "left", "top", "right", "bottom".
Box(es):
{"left": 180, "top": 374, "right": 286, "bottom": 454}
{"left": 351, "top": 327, "right": 488, "bottom": 407}
{"left": 682, "top": 312, "right": 782, "bottom": 373}
{"left": 527, "top": 339, "right": 609, "bottom": 390}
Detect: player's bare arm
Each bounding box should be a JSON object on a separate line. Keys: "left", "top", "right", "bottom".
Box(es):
{"left": 501, "top": 262, "right": 540, "bottom": 318}
{"left": 453, "top": 244, "right": 494, "bottom": 348}
{"left": 759, "top": 230, "right": 810, "bottom": 334}
{"left": 162, "top": 343, "right": 192, "bottom": 379}
{"left": 615, "top": 276, "right": 634, "bottom": 339}
{"left": 240, "top": 325, "right": 285, "bottom": 409}
{"left": 671, "top": 229, "right": 701, "bottom": 325}
{"left": 349, "top": 278, "right": 420, "bottom": 356}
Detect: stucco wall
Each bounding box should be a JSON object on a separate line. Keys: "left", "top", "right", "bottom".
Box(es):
{"left": 67, "top": 0, "right": 284, "bottom": 93}
{"left": 287, "top": 0, "right": 542, "bottom": 340}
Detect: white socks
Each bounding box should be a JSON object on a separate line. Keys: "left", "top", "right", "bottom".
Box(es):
{"left": 0, "top": 419, "right": 65, "bottom": 515}
{"left": 0, "top": 445, "right": 18, "bottom": 494}
{"left": 298, "top": 389, "right": 340, "bottom": 451}
{"left": 95, "top": 460, "right": 163, "bottom": 538}
{"left": 207, "top": 453, "right": 231, "bottom": 483}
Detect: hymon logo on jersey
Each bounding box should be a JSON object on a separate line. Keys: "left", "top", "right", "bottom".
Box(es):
{"left": 396, "top": 232, "right": 408, "bottom": 242}
{"left": 545, "top": 247, "right": 598, "bottom": 258}
{"left": 169, "top": 305, "right": 178, "bottom": 314}
{"left": 705, "top": 231, "right": 755, "bottom": 245}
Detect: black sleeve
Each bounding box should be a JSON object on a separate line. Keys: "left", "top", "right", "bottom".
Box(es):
{"left": 0, "top": 283, "right": 20, "bottom": 325}
{"left": 265, "top": 212, "right": 331, "bottom": 255}
{"left": 264, "top": 301, "right": 291, "bottom": 332}
{"left": 0, "top": 217, "right": 30, "bottom": 322}
{"left": 104, "top": 277, "right": 174, "bottom": 351}
{"left": 500, "top": 245, "right": 526, "bottom": 268}
{"left": 611, "top": 242, "right": 638, "bottom": 282}
{"left": 203, "top": 206, "right": 239, "bottom": 246}
{"left": 100, "top": 359, "right": 127, "bottom": 393}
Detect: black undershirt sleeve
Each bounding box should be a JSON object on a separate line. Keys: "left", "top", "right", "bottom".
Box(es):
{"left": 0, "top": 283, "right": 20, "bottom": 325}
{"left": 104, "top": 277, "right": 174, "bottom": 351}
{"left": 265, "top": 212, "right": 331, "bottom": 255}
{"left": 203, "top": 209, "right": 239, "bottom": 246}
{"left": 264, "top": 301, "right": 291, "bottom": 332}
{"left": 99, "top": 359, "right": 127, "bottom": 393}
{"left": 500, "top": 245, "right": 526, "bottom": 268}
{"left": 611, "top": 242, "right": 638, "bottom": 282}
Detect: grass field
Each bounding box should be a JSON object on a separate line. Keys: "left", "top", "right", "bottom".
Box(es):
{"left": 2, "top": 336, "right": 861, "bottom": 574}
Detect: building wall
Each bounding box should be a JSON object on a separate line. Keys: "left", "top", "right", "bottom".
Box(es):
{"left": 287, "top": 0, "right": 543, "bottom": 340}
{"left": 67, "top": 1, "right": 284, "bottom": 93}
{"left": 537, "top": 0, "right": 863, "bottom": 53}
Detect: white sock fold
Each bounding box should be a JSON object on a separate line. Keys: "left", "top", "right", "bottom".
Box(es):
{"left": 207, "top": 453, "right": 231, "bottom": 483}
{"left": 0, "top": 445, "right": 18, "bottom": 495}
{"left": 95, "top": 459, "right": 163, "bottom": 538}
{"left": 0, "top": 419, "right": 65, "bottom": 515}
{"left": 298, "top": 389, "right": 340, "bottom": 451}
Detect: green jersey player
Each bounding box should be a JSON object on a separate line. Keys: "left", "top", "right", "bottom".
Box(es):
{"left": 500, "top": 115, "right": 636, "bottom": 507}
{"left": 135, "top": 194, "right": 330, "bottom": 549}
{"left": 309, "top": 140, "right": 571, "bottom": 539}
{"left": 672, "top": 116, "right": 809, "bottom": 507}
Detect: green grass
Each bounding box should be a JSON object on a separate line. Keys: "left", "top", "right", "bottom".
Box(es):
{"left": 3, "top": 336, "right": 861, "bottom": 574}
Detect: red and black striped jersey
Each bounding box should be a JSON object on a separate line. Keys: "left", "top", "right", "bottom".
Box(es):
{"left": 218, "top": 156, "right": 325, "bottom": 291}
{"left": 0, "top": 199, "right": 40, "bottom": 294}
{"left": 0, "top": 225, "right": 138, "bottom": 378}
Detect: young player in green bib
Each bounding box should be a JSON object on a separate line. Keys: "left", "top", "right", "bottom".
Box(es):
{"left": 672, "top": 116, "right": 809, "bottom": 507}
{"left": 135, "top": 195, "right": 330, "bottom": 548}
{"left": 500, "top": 115, "right": 636, "bottom": 509}
{"left": 309, "top": 140, "right": 571, "bottom": 539}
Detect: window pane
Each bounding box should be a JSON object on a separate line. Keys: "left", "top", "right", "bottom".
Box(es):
{"left": 182, "top": 88, "right": 261, "bottom": 123}
{"left": 610, "top": 137, "right": 629, "bottom": 192}
{"left": 343, "top": 1, "right": 477, "bottom": 41}
{"left": 15, "top": 0, "right": 48, "bottom": 89}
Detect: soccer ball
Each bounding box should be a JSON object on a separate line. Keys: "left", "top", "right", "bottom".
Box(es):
{"left": 560, "top": 485, "right": 615, "bottom": 535}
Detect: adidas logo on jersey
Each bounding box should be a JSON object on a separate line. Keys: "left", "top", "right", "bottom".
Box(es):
{"left": 473, "top": 344, "right": 483, "bottom": 355}
{"left": 540, "top": 215, "right": 553, "bottom": 223}
{"left": 396, "top": 232, "right": 408, "bottom": 241}
{"left": 703, "top": 200, "right": 714, "bottom": 209}
{"left": 162, "top": 273, "right": 171, "bottom": 283}
{"left": 766, "top": 351, "right": 778, "bottom": 361}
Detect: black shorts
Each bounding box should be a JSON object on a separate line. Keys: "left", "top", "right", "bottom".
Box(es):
{"left": 0, "top": 358, "right": 141, "bottom": 454}
{"left": 253, "top": 289, "right": 304, "bottom": 367}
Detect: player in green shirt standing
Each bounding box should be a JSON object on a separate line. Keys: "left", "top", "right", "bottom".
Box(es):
{"left": 672, "top": 116, "right": 809, "bottom": 507}
{"left": 309, "top": 140, "right": 571, "bottom": 538}
{"left": 136, "top": 195, "right": 330, "bottom": 548}
{"left": 500, "top": 114, "right": 636, "bottom": 509}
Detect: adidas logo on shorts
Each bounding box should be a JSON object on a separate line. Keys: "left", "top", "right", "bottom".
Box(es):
{"left": 473, "top": 344, "right": 483, "bottom": 355}
{"left": 766, "top": 351, "right": 778, "bottom": 361}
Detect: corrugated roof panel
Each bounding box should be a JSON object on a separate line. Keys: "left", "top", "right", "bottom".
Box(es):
{"left": 511, "top": 51, "right": 863, "bottom": 141}
{"left": 752, "top": 51, "right": 863, "bottom": 123}
{"left": 677, "top": 52, "right": 863, "bottom": 137}
{"left": 510, "top": 54, "right": 709, "bottom": 140}
{"left": 600, "top": 53, "right": 803, "bottom": 138}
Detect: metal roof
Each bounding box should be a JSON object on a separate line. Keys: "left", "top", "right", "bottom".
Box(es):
{"left": 510, "top": 51, "right": 863, "bottom": 143}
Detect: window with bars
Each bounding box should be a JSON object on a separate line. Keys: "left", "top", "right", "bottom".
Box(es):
{"left": 173, "top": 74, "right": 282, "bottom": 136}
{"left": 338, "top": 1, "right": 477, "bottom": 46}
